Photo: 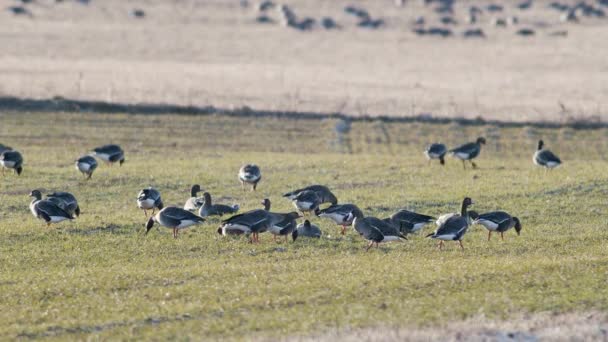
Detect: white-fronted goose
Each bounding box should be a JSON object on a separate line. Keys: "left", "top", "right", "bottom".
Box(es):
{"left": 137, "top": 187, "right": 163, "bottom": 217}
{"left": 239, "top": 164, "right": 261, "bottom": 191}
{"left": 291, "top": 190, "right": 321, "bottom": 215}
{"left": 218, "top": 210, "right": 300, "bottom": 243}
{"left": 75, "top": 155, "right": 98, "bottom": 179}
{"left": 384, "top": 209, "right": 435, "bottom": 235}
{"left": 426, "top": 197, "right": 474, "bottom": 250}
{"left": 199, "top": 192, "right": 239, "bottom": 217}
{"left": 473, "top": 211, "right": 522, "bottom": 241}
{"left": 533, "top": 140, "right": 562, "bottom": 169}
{"left": 449, "top": 137, "right": 486, "bottom": 169}
{"left": 317, "top": 203, "right": 363, "bottom": 235}
{"left": 91, "top": 144, "right": 125, "bottom": 166}
{"left": 46, "top": 192, "right": 80, "bottom": 217}
{"left": 146, "top": 207, "right": 205, "bottom": 239}
{"left": 296, "top": 220, "right": 322, "bottom": 238}
{"left": 261, "top": 198, "right": 299, "bottom": 242}
{"left": 0, "top": 150, "right": 23, "bottom": 175}
{"left": 283, "top": 185, "right": 338, "bottom": 206}
{"left": 184, "top": 184, "right": 204, "bottom": 212}
{"left": 425, "top": 143, "right": 447, "bottom": 165}
{"left": 29, "top": 190, "right": 74, "bottom": 226}
{"left": 350, "top": 210, "right": 407, "bottom": 251}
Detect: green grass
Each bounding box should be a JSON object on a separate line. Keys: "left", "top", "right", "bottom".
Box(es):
{"left": 0, "top": 112, "right": 607, "bottom": 340}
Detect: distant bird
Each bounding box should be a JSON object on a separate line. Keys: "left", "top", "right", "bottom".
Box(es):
{"left": 257, "top": 0, "right": 275, "bottom": 11}
{"left": 463, "top": 28, "right": 486, "bottom": 38}
{"left": 0, "top": 150, "right": 23, "bottom": 175}
{"left": 261, "top": 199, "right": 299, "bottom": 242}
{"left": 424, "top": 143, "right": 447, "bottom": 165}
{"left": 29, "top": 190, "right": 74, "bottom": 226}
{"left": 184, "top": 184, "right": 204, "bottom": 212}
{"left": 344, "top": 5, "right": 370, "bottom": 20}
{"left": 296, "top": 220, "right": 322, "bottom": 238}
{"left": 131, "top": 8, "right": 145, "bottom": 18}
{"left": 440, "top": 16, "right": 457, "bottom": 25}
{"left": 321, "top": 17, "right": 340, "bottom": 29}
{"left": 291, "top": 190, "right": 321, "bottom": 215}
{"left": 486, "top": 4, "right": 504, "bottom": 12}
{"left": 75, "top": 155, "right": 98, "bottom": 180}
{"left": 427, "top": 27, "right": 453, "bottom": 37}
{"left": 449, "top": 137, "right": 486, "bottom": 169}
{"left": 317, "top": 203, "right": 363, "bottom": 235}
{"left": 517, "top": 0, "right": 533, "bottom": 10}
{"left": 137, "top": 187, "right": 163, "bottom": 217}
{"left": 350, "top": 210, "right": 407, "bottom": 251}
{"left": 46, "top": 192, "right": 80, "bottom": 217}
{"left": 7, "top": 6, "right": 32, "bottom": 17}
{"left": 91, "top": 144, "right": 125, "bottom": 166}
{"left": 426, "top": 197, "right": 474, "bottom": 250}
{"left": 199, "top": 192, "right": 239, "bottom": 218}
{"left": 238, "top": 164, "right": 261, "bottom": 191}
{"left": 473, "top": 211, "right": 522, "bottom": 241}
{"left": 145, "top": 207, "right": 205, "bottom": 239}
{"left": 533, "top": 140, "right": 562, "bottom": 169}
{"left": 516, "top": 28, "right": 535, "bottom": 36}
{"left": 283, "top": 185, "right": 338, "bottom": 206}
{"left": 383, "top": 209, "right": 435, "bottom": 235}
{"left": 219, "top": 210, "right": 300, "bottom": 243}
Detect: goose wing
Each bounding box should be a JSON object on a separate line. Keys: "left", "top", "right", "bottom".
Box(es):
{"left": 35, "top": 200, "right": 73, "bottom": 220}
{"left": 161, "top": 207, "right": 205, "bottom": 224}
{"left": 355, "top": 218, "right": 385, "bottom": 242}
{"left": 434, "top": 216, "right": 468, "bottom": 238}
{"left": 536, "top": 150, "right": 561, "bottom": 165}
{"left": 476, "top": 211, "right": 511, "bottom": 225}
{"left": 367, "top": 217, "right": 405, "bottom": 238}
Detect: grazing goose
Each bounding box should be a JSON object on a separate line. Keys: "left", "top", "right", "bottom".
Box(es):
{"left": 449, "top": 137, "right": 486, "bottom": 169}
{"left": 219, "top": 210, "right": 300, "bottom": 243}
{"left": 317, "top": 203, "right": 363, "bottom": 235}
{"left": 75, "top": 155, "right": 98, "bottom": 179}
{"left": 199, "top": 192, "right": 239, "bottom": 217}
{"left": 238, "top": 164, "right": 262, "bottom": 191}
{"left": 473, "top": 211, "right": 522, "bottom": 241}
{"left": 46, "top": 192, "right": 80, "bottom": 217}
{"left": 291, "top": 190, "right": 321, "bottom": 215}
{"left": 145, "top": 207, "right": 205, "bottom": 239}
{"left": 91, "top": 144, "right": 125, "bottom": 166}
{"left": 0, "top": 150, "right": 23, "bottom": 175}
{"left": 184, "top": 184, "right": 204, "bottom": 211}
{"left": 283, "top": 185, "right": 338, "bottom": 206}
{"left": 29, "top": 190, "right": 74, "bottom": 226}
{"left": 533, "top": 140, "right": 562, "bottom": 169}
{"left": 426, "top": 197, "right": 474, "bottom": 250}
{"left": 137, "top": 187, "right": 164, "bottom": 217}
{"left": 424, "top": 143, "right": 447, "bottom": 165}
{"left": 260, "top": 198, "right": 299, "bottom": 242}
{"left": 384, "top": 209, "right": 435, "bottom": 235}
{"left": 350, "top": 210, "right": 407, "bottom": 251}
{"left": 296, "top": 220, "right": 322, "bottom": 238}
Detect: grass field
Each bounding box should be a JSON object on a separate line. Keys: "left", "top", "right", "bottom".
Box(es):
{"left": 1, "top": 111, "right": 608, "bottom": 340}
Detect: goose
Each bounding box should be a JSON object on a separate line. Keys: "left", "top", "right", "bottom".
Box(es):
{"left": 219, "top": 210, "right": 300, "bottom": 243}
{"left": 199, "top": 192, "right": 239, "bottom": 217}
{"left": 426, "top": 197, "right": 474, "bottom": 250}
{"left": 424, "top": 143, "right": 447, "bottom": 165}
{"left": 0, "top": 150, "right": 23, "bottom": 175}
{"left": 29, "top": 190, "right": 74, "bottom": 226}
{"left": 260, "top": 198, "right": 299, "bottom": 242}
{"left": 46, "top": 192, "right": 80, "bottom": 217}
{"left": 184, "top": 184, "right": 204, "bottom": 212}
{"left": 75, "top": 155, "right": 98, "bottom": 179}
{"left": 137, "top": 187, "right": 163, "bottom": 217}
{"left": 91, "top": 144, "right": 125, "bottom": 166}
{"left": 384, "top": 209, "right": 435, "bottom": 235}
{"left": 145, "top": 207, "right": 205, "bottom": 239}
{"left": 350, "top": 210, "right": 407, "bottom": 251}
{"left": 317, "top": 203, "right": 363, "bottom": 235}
{"left": 473, "top": 211, "right": 522, "bottom": 241}
{"left": 296, "top": 220, "right": 322, "bottom": 238}
{"left": 449, "top": 137, "right": 486, "bottom": 169}
{"left": 291, "top": 190, "right": 321, "bottom": 215}
{"left": 283, "top": 185, "right": 338, "bottom": 206}
{"left": 533, "top": 140, "right": 562, "bottom": 169}
{"left": 238, "top": 164, "right": 261, "bottom": 191}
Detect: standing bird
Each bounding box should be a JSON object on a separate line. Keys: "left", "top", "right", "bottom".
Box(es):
{"left": 533, "top": 140, "right": 562, "bottom": 169}
{"left": 425, "top": 143, "right": 447, "bottom": 165}
{"left": 239, "top": 164, "right": 261, "bottom": 191}
{"left": 283, "top": 185, "right": 338, "bottom": 206}
{"left": 145, "top": 207, "right": 205, "bottom": 239}
{"left": 350, "top": 210, "right": 407, "bottom": 251}
{"left": 449, "top": 137, "right": 486, "bottom": 169}
{"left": 260, "top": 198, "right": 299, "bottom": 242}
{"left": 317, "top": 203, "right": 363, "bottom": 235}
{"left": 426, "top": 197, "right": 474, "bottom": 250}
{"left": 137, "top": 187, "right": 163, "bottom": 217}
{"left": 296, "top": 220, "right": 322, "bottom": 238}
{"left": 184, "top": 184, "right": 204, "bottom": 212}
{"left": 90, "top": 144, "right": 125, "bottom": 166}
{"left": 198, "top": 192, "right": 239, "bottom": 217}
{"left": 29, "top": 190, "right": 74, "bottom": 226}
{"left": 0, "top": 150, "right": 23, "bottom": 175}
{"left": 46, "top": 192, "right": 80, "bottom": 217}
{"left": 383, "top": 209, "right": 435, "bottom": 235}
{"left": 75, "top": 155, "right": 98, "bottom": 179}
{"left": 291, "top": 190, "right": 321, "bottom": 215}
{"left": 473, "top": 211, "right": 522, "bottom": 241}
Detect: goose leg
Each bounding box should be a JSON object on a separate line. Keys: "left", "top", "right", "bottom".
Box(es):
{"left": 365, "top": 241, "right": 373, "bottom": 251}
{"left": 437, "top": 241, "right": 444, "bottom": 250}
{"left": 284, "top": 235, "right": 288, "bottom": 243}
{"left": 462, "top": 160, "right": 466, "bottom": 170}
{"left": 500, "top": 232, "right": 504, "bottom": 240}
{"left": 488, "top": 231, "right": 492, "bottom": 241}
{"left": 340, "top": 225, "right": 346, "bottom": 235}
{"left": 273, "top": 235, "right": 277, "bottom": 243}
{"left": 458, "top": 240, "right": 464, "bottom": 250}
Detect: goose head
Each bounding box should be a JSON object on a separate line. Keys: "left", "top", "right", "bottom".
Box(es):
{"left": 119, "top": 158, "right": 125, "bottom": 166}
{"left": 513, "top": 217, "right": 522, "bottom": 235}
{"left": 291, "top": 229, "right": 298, "bottom": 241}
{"left": 537, "top": 140, "right": 544, "bottom": 151}
{"left": 261, "top": 198, "right": 271, "bottom": 210}
{"left": 16, "top": 166, "right": 23, "bottom": 175}
{"left": 476, "top": 137, "right": 486, "bottom": 145}
{"left": 460, "top": 197, "right": 474, "bottom": 217}
{"left": 191, "top": 184, "right": 201, "bottom": 197}
{"left": 145, "top": 217, "right": 155, "bottom": 234}
{"left": 29, "top": 189, "right": 42, "bottom": 200}
{"left": 202, "top": 192, "right": 212, "bottom": 206}
{"left": 217, "top": 226, "right": 223, "bottom": 235}
{"left": 467, "top": 210, "right": 479, "bottom": 220}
